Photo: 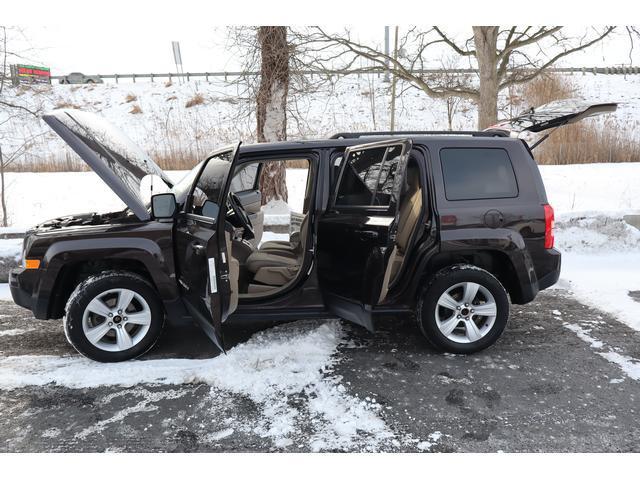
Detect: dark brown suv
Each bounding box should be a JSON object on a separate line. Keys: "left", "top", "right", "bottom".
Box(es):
{"left": 10, "top": 101, "right": 614, "bottom": 362}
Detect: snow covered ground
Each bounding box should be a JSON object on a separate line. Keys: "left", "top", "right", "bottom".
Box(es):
{"left": 555, "top": 216, "right": 640, "bottom": 331}
{"left": 0, "top": 319, "right": 401, "bottom": 451}
{"left": 1, "top": 73, "right": 640, "bottom": 165}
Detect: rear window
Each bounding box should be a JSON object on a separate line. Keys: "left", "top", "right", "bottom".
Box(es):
{"left": 440, "top": 148, "right": 518, "bottom": 200}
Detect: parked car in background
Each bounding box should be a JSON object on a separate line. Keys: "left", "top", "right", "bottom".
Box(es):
{"left": 59, "top": 72, "right": 103, "bottom": 84}
{"left": 10, "top": 101, "right": 615, "bottom": 362}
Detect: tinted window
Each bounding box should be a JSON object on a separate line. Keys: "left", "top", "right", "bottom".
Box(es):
{"left": 335, "top": 145, "right": 403, "bottom": 207}
{"left": 440, "top": 148, "right": 518, "bottom": 200}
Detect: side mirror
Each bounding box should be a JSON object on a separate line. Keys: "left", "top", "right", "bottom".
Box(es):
{"left": 151, "top": 193, "right": 177, "bottom": 220}
{"left": 201, "top": 200, "right": 219, "bottom": 219}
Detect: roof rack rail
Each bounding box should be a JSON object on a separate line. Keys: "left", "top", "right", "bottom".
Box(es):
{"left": 330, "top": 130, "right": 509, "bottom": 139}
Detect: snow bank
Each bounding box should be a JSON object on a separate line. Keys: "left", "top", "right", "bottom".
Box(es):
{"left": 0, "top": 319, "right": 394, "bottom": 451}
{"left": 539, "top": 163, "right": 640, "bottom": 218}
{"left": 556, "top": 215, "right": 640, "bottom": 331}
{"left": 1, "top": 167, "right": 309, "bottom": 229}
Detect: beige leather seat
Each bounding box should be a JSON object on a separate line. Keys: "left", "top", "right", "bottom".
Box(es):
{"left": 379, "top": 162, "right": 423, "bottom": 302}
{"left": 259, "top": 215, "right": 308, "bottom": 257}
{"left": 245, "top": 216, "right": 310, "bottom": 287}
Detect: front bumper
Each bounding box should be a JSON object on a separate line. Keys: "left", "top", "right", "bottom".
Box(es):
{"left": 9, "top": 267, "right": 41, "bottom": 316}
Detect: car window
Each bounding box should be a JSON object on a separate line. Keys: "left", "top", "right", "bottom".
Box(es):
{"left": 335, "top": 145, "right": 402, "bottom": 207}
{"left": 440, "top": 148, "right": 518, "bottom": 201}
{"left": 189, "top": 151, "right": 234, "bottom": 217}
{"left": 230, "top": 163, "right": 259, "bottom": 192}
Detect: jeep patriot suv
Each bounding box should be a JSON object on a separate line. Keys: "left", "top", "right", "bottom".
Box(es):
{"left": 10, "top": 101, "right": 615, "bottom": 362}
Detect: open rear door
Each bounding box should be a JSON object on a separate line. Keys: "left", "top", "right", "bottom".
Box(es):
{"left": 487, "top": 99, "right": 617, "bottom": 136}
{"left": 175, "top": 143, "right": 241, "bottom": 352}
{"left": 316, "top": 139, "right": 411, "bottom": 331}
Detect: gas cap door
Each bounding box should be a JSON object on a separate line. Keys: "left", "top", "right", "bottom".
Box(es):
{"left": 484, "top": 209, "right": 505, "bottom": 229}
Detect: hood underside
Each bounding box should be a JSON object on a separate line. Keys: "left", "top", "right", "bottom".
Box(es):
{"left": 42, "top": 109, "right": 173, "bottom": 221}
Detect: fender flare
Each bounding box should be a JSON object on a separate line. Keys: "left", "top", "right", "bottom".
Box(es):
{"left": 39, "top": 237, "right": 179, "bottom": 311}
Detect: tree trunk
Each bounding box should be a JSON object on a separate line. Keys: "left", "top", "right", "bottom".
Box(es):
{"left": 473, "top": 26, "right": 500, "bottom": 130}
{"left": 256, "top": 26, "right": 289, "bottom": 205}
{"left": 0, "top": 146, "right": 7, "bottom": 227}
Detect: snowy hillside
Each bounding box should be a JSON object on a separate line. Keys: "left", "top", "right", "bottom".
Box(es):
{"left": 2, "top": 73, "right": 640, "bottom": 168}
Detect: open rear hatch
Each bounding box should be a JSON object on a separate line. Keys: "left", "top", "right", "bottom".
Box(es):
{"left": 42, "top": 109, "right": 173, "bottom": 221}
{"left": 487, "top": 99, "right": 618, "bottom": 141}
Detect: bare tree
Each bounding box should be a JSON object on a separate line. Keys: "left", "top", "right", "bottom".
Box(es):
{"left": 0, "top": 25, "right": 45, "bottom": 226}
{"left": 254, "top": 26, "right": 290, "bottom": 204}
{"left": 425, "top": 55, "right": 473, "bottom": 130}
{"left": 307, "top": 26, "right": 617, "bottom": 129}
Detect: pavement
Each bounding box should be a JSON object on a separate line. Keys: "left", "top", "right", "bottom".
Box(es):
{"left": 1, "top": 288, "right": 640, "bottom": 452}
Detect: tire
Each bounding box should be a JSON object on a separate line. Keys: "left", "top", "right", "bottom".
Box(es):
{"left": 416, "top": 264, "right": 509, "bottom": 354}
{"left": 85, "top": 79, "right": 95, "bottom": 84}
{"left": 64, "top": 271, "right": 165, "bottom": 362}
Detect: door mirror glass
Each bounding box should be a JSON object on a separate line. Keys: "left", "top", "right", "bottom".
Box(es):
{"left": 201, "top": 200, "right": 220, "bottom": 219}
{"left": 151, "top": 193, "right": 177, "bottom": 219}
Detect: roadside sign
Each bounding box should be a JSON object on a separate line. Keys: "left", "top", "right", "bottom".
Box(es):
{"left": 10, "top": 64, "right": 51, "bottom": 86}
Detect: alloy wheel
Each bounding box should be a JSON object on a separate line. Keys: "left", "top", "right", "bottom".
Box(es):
{"left": 81, "top": 288, "right": 152, "bottom": 352}
{"left": 434, "top": 281, "right": 497, "bottom": 344}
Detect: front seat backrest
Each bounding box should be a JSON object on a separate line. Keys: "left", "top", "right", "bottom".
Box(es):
{"left": 395, "top": 162, "right": 423, "bottom": 254}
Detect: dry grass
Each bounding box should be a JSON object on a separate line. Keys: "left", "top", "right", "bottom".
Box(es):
{"left": 520, "top": 74, "right": 640, "bottom": 165}
{"left": 124, "top": 93, "right": 137, "bottom": 103}
{"left": 129, "top": 104, "right": 143, "bottom": 114}
{"left": 521, "top": 73, "right": 577, "bottom": 107}
{"left": 185, "top": 93, "right": 206, "bottom": 108}
{"left": 284, "top": 159, "right": 309, "bottom": 168}
{"left": 54, "top": 101, "right": 81, "bottom": 110}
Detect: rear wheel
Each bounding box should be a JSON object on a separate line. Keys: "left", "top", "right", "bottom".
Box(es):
{"left": 64, "top": 272, "right": 165, "bottom": 362}
{"left": 417, "top": 265, "right": 509, "bottom": 354}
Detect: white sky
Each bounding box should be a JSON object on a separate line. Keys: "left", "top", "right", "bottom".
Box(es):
{"left": 3, "top": 1, "right": 640, "bottom": 76}
{"left": 7, "top": 25, "right": 639, "bottom": 78}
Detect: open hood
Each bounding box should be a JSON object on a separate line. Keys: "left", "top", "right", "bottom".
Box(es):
{"left": 42, "top": 109, "right": 173, "bottom": 221}
{"left": 487, "top": 99, "right": 618, "bottom": 135}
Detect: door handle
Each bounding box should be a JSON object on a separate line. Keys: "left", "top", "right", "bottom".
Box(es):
{"left": 192, "top": 244, "right": 206, "bottom": 255}
{"left": 359, "top": 231, "right": 378, "bottom": 240}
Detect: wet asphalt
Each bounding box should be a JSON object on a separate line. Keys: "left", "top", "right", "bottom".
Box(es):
{"left": 1, "top": 289, "right": 640, "bottom": 452}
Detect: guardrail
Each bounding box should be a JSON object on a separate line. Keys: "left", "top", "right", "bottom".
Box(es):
{"left": 42, "top": 66, "right": 640, "bottom": 83}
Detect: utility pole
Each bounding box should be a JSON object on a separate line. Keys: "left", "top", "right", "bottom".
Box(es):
{"left": 383, "top": 26, "right": 390, "bottom": 83}
{"left": 389, "top": 26, "right": 399, "bottom": 132}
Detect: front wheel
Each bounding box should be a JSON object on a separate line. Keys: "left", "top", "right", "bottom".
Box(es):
{"left": 417, "top": 265, "right": 509, "bottom": 354}
{"left": 64, "top": 272, "right": 165, "bottom": 362}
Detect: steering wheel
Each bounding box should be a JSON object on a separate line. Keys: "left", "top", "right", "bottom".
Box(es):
{"left": 228, "top": 192, "right": 255, "bottom": 240}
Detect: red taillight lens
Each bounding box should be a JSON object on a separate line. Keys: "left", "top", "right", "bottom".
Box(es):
{"left": 543, "top": 204, "right": 555, "bottom": 249}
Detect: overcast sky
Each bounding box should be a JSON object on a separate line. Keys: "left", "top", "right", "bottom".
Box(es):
{"left": 7, "top": 25, "right": 640, "bottom": 76}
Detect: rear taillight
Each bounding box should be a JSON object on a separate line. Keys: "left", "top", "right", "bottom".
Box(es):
{"left": 543, "top": 204, "right": 555, "bottom": 249}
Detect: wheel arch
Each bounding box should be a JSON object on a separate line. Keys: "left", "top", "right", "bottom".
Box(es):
{"left": 417, "top": 249, "right": 525, "bottom": 304}
{"left": 47, "top": 258, "right": 161, "bottom": 319}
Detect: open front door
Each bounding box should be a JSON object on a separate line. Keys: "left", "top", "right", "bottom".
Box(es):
{"left": 175, "top": 143, "right": 241, "bottom": 352}
{"left": 317, "top": 139, "right": 411, "bottom": 331}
